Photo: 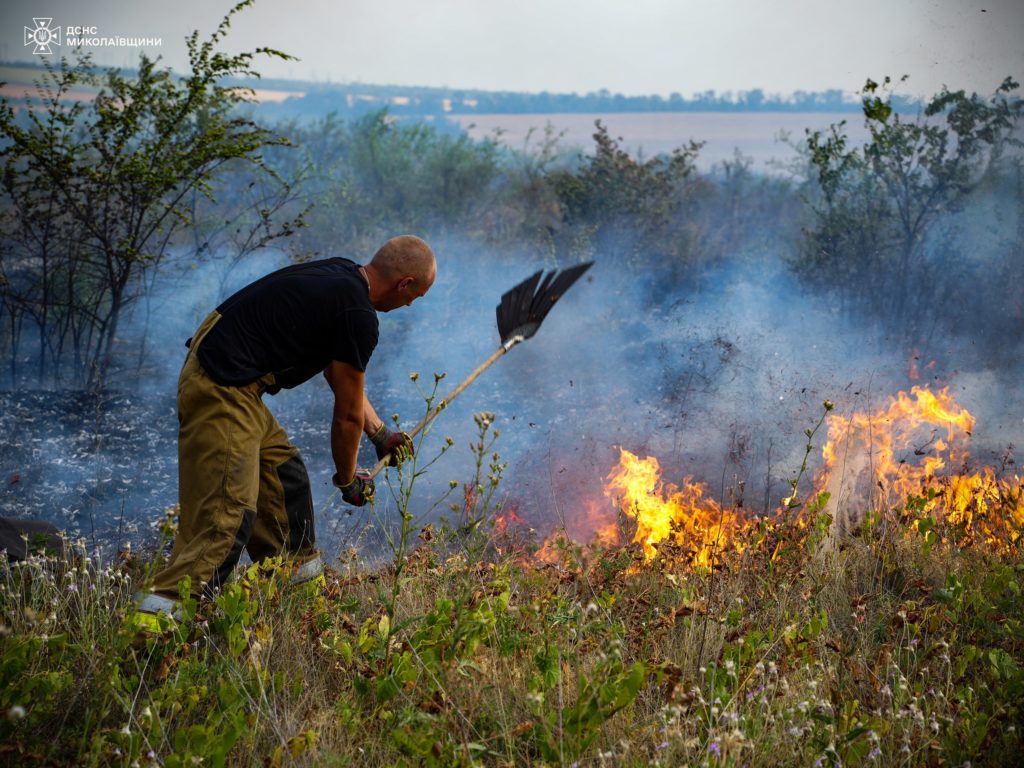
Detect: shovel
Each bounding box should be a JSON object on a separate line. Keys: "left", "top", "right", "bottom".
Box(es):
{"left": 367, "top": 262, "right": 593, "bottom": 479}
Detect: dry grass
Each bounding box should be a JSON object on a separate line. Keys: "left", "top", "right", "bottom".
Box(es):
{"left": 1, "top": 486, "right": 1022, "bottom": 766}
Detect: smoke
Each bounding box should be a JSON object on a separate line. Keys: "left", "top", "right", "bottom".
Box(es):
{"left": 3, "top": 160, "right": 1023, "bottom": 563}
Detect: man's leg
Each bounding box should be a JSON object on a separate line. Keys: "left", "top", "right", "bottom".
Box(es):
{"left": 246, "top": 410, "right": 322, "bottom": 583}
{"left": 139, "top": 354, "right": 268, "bottom": 614}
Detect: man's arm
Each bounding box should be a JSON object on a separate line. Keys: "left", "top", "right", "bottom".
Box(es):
{"left": 362, "top": 392, "right": 415, "bottom": 467}
{"left": 362, "top": 393, "right": 384, "bottom": 437}
{"left": 324, "top": 360, "right": 365, "bottom": 484}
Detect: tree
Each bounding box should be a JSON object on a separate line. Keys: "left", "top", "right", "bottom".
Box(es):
{"left": 0, "top": 0, "right": 296, "bottom": 388}
{"left": 796, "top": 76, "right": 1023, "bottom": 344}
{"left": 547, "top": 121, "right": 702, "bottom": 274}
{"left": 280, "top": 109, "right": 502, "bottom": 258}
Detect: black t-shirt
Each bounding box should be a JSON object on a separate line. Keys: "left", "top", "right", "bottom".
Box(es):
{"left": 197, "top": 258, "right": 378, "bottom": 392}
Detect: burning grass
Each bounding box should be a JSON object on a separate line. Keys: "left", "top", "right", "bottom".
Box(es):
{"left": 1, "top": 391, "right": 1022, "bottom": 766}
{"left": 581, "top": 386, "right": 1023, "bottom": 570}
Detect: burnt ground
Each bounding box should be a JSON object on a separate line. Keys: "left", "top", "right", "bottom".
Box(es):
{"left": 0, "top": 377, "right": 556, "bottom": 563}
{"left": 0, "top": 390, "right": 179, "bottom": 553}
{"left": 4, "top": 258, "right": 1019, "bottom": 563}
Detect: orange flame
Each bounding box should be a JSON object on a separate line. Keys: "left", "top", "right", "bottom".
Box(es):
{"left": 820, "top": 386, "right": 1021, "bottom": 550}
{"left": 494, "top": 507, "right": 525, "bottom": 536}
{"left": 604, "top": 449, "right": 748, "bottom": 566}
{"left": 590, "top": 386, "right": 1021, "bottom": 566}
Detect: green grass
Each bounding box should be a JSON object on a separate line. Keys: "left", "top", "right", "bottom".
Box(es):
{"left": 2, "top": 408, "right": 1022, "bottom": 766}
{"left": 2, "top": 494, "right": 1022, "bottom": 766}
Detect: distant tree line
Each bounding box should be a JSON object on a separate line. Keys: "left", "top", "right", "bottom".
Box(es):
{"left": 253, "top": 84, "right": 891, "bottom": 123}
{"left": 1, "top": 8, "right": 1021, "bottom": 390}
{"left": 2, "top": 60, "right": 897, "bottom": 121}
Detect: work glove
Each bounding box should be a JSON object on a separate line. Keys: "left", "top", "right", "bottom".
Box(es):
{"left": 333, "top": 472, "right": 375, "bottom": 506}
{"left": 370, "top": 423, "right": 414, "bottom": 467}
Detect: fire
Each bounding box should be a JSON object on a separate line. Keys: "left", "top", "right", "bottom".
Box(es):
{"left": 494, "top": 507, "right": 525, "bottom": 536}
{"left": 533, "top": 499, "right": 621, "bottom": 565}
{"left": 604, "top": 449, "right": 747, "bottom": 566}
{"left": 820, "top": 386, "right": 1021, "bottom": 551}
{"left": 590, "top": 385, "right": 1021, "bottom": 565}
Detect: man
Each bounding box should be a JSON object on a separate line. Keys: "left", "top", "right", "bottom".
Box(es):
{"left": 133, "top": 235, "right": 436, "bottom": 622}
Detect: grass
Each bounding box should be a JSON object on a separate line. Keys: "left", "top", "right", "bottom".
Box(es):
{"left": 1, "top": 413, "right": 1022, "bottom": 767}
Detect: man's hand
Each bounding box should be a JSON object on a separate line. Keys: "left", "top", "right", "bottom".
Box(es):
{"left": 333, "top": 472, "right": 375, "bottom": 506}
{"left": 370, "top": 424, "right": 414, "bottom": 467}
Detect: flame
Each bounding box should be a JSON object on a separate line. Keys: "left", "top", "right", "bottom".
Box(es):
{"left": 494, "top": 507, "right": 525, "bottom": 536}
{"left": 590, "top": 386, "right": 1021, "bottom": 566}
{"left": 604, "top": 449, "right": 748, "bottom": 565}
{"left": 820, "top": 386, "right": 1021, "bottom": 551}
{"left": 533, "top": 499, "right": 621, "bottom": 565}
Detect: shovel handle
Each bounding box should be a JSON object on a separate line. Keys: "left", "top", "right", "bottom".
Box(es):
{"left": 367, "top": 341, "right": 517, "bottom": 479}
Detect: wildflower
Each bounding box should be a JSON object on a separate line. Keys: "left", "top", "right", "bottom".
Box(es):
{"left": 707, "top": 742, "right": 721, "bottom": 757}
{"left": 67, "top": 583, "right": 78, "bottom": 593}
{"left": 868, "top": 746, "right": 882, "bottom": 760}
{"left": 656, "top": 741, "right": 669, "bottom": 751}
{"left": 7, "top": 705, "right": 26, "bottom": 720}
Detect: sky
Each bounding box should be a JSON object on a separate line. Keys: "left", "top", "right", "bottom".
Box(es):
{"left": 2, "top": 0, "right": 1022, "bottom": 99}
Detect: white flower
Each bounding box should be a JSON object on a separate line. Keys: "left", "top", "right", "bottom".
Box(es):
{"left": 7, "top": 705, "right": 26, "bottom": 720}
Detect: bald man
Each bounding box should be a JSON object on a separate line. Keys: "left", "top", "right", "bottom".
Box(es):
{"left": 134, "top": 235, "right": 436, "bottom": 622}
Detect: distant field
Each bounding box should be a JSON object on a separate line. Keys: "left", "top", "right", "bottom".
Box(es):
{"left": 448, "top": 111, "right": 874, "bottom": 172}
{"left": 0, "top": 62, "right": 874, "bottom": 173}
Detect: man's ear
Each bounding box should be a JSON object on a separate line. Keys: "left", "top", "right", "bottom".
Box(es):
{"left": 398, "top": 276, "right": 415, "bottom": 290}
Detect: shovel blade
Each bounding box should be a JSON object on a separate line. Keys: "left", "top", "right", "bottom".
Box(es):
{"left": 496, "top": 262, "right": 592, "bottom": 344}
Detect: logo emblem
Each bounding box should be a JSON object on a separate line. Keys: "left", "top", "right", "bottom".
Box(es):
{"left": 24, "top": 18, "right": 62, "bottom": 55}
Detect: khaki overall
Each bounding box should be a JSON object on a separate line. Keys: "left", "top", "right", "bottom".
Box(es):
{"left": 142, "top": 311, "right": 320, "bottom": 610}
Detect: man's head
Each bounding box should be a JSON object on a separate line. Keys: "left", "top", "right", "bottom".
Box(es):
{"left": 365, "top": 235, "right": 436, "bottom": 312}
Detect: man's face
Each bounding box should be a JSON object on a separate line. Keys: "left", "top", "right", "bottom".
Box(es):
{"left": 381, "top": 267, "right": 434, "bottom": 312}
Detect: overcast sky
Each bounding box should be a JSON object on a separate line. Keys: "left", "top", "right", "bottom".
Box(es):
{"left": 3, "top": 0, "right": 1022, "bottom": 99}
